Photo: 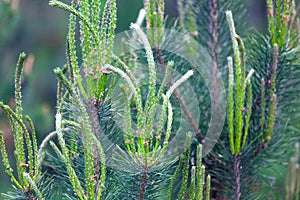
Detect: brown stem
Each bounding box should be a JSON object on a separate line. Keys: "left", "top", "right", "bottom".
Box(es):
{"left": 208, "top": 0, "right": 222, "bottom": 147}
{"left": 28, "top": 193, "right": 35, "bottom": 200}
{"left": 252, "top": 141, "right": 267, "bottom": 159}
{"left": 154, "top": 48, "right": 203, "bottom": 139}
{"left": 86, "top": 100, "right": 102, "bottom": 184}
{"left": 66, "top": 41, "right": 75, "bottom": 84}
{"left": 251, "top": 45, "right": 279, "bottom": 156}
{"left": 233, "top": 155, "right": 241, "bottom": 200}
{"left": 173, "top": 88, "right": 202, "bottom": 137}
{"left": 209, "top": 0, "right": 218, "bottom": 79}
{"left": 138, "top": 169, "right": 149, "bottom": 200}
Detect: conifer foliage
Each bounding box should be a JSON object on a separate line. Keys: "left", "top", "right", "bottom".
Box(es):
{"left": 0, "top": 0, "right": 299, "bottom": 200}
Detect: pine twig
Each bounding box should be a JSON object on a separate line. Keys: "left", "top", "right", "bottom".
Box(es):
{"left": 233, "top": 155, "right": 241, "bottom": 200}
{"left": 154, "top": 48, "right": 204, "bottom": 139}
{"left": 138, "top": 169, "right": 149, "bottom": 200}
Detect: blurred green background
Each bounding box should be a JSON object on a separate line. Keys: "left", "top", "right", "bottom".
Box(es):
{"left": 0, "top": 0, "right": 265, "bottom": 196}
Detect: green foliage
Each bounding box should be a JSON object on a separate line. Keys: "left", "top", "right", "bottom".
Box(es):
{"left": 178, "top": 0, "right": 300, "bottom": 199}
{"left": 143, "top": 0, "right": 164, "bottom": 47}
{"left": 0, "top": 52, "right": 41, "bottom": 198}
{"left": 49, "top": 0, "right": 117, "bottom": 100}
{"left": 226, "top": 11, "right": 255, "bottom": 154}
{"left": 1, "top": 0, "right": 212, "bottom": 199}
{"left": 1, "top": 0, "right": 300, "bottom": 199}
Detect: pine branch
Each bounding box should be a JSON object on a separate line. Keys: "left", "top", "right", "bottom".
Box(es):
{"left": 0, "top": 52, "right": 42, "bottom": 198}
{"left": 233, "top": 155, "right": 241, "bottom": 200}
{"left": 209, "top": 0, "right": 219, "bottom": 89}
{"left": 138, "top": 169, "right": 149, "bottom": 200}
{"left": 154, "top": 43, "right": 204, "bottom": 140}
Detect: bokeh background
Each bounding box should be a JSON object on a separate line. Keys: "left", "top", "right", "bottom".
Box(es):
{"left": 0, "top": 0, "right": 266, "bottom": 195}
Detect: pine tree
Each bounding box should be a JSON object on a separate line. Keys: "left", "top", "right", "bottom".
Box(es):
{"left": 178, "top": 0, "right": 300, "bottom": 199}
{"left": 0, "top": 0, "right": 299, "bottom": 200}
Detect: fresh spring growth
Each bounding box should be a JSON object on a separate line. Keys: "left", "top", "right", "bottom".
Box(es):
{"left": 267, "top": 0, "right": 299, "bottom": 48}
{"left": 143, "top": 0, "right": 165, "bottom": 47}
{"left": 227, "top": 10, "right": 278, "bottom": 153}
{"left": 226, "top": 9, "right": 281, "bottom": 200}
{"left": 168, "top": 137, "right": 211, "bottom": 200}
{"left": 0, "top": 53, "right": 40, "bottom": 196}
{"left": 226, "top": 11, "right": 254, "bottom": 155}
{"left": 104, "top": 23, "right": 194, "bottom": 167}
{"left": 50, "top": 0, "right": 117, "bottom": 101}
